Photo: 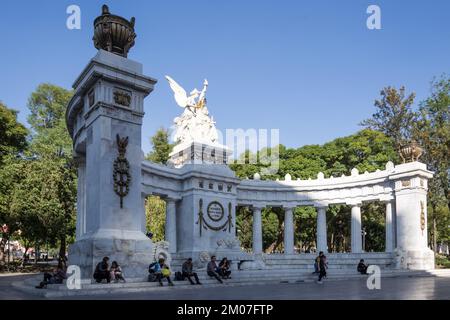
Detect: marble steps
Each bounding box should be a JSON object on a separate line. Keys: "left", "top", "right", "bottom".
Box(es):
{"left": 14, "top": 269, "right": 440, "bottom": 298}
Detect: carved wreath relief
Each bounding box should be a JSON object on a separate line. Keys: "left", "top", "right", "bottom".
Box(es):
{"left": 196, "top": 199, "right": 233, "bottom": 236}
{"left": 113, "top": 134, "right": 131, "bottom": 208}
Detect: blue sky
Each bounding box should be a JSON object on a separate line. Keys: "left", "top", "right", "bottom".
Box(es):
{"left": 1, "top": 0, "right": 449, "bottom": 154}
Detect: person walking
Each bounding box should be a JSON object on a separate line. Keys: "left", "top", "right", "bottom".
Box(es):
{"left": 316, "top": 251, "right": 328, "bottom": 284}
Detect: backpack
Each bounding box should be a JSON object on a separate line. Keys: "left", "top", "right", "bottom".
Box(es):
{"left": 174, "top": 271, "right": 183, "bottom": 281}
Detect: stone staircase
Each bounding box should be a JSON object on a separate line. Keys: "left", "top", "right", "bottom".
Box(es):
{"left": 12, "top": 252, "right": 450, "bottom": 298}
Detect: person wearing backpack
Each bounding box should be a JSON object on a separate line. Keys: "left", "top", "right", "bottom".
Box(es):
{"left": 148, "top": 258, "right": 174, "bottom": 287}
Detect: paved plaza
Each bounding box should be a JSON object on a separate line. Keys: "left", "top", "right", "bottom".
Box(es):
{"left": 1, "top": 273, "right": 450, "bottom": 300}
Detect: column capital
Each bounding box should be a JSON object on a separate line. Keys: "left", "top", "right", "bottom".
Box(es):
{"left": 314, "top": 204, "right": 329, "bottom": 210}
{"left": 348, "top": 202, "right": 362, "bottom": 207}
{"left": 282, "top": 205, "right": 297, "bottom": 211}
{"left": 251, "top": 205, "right": 266, "bottom": 211}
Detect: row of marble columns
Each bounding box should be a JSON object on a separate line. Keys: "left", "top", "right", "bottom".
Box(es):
{"left": 250, "top": 201, "right": 395, "bottom": 254}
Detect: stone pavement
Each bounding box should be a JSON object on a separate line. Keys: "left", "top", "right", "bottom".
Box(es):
{"left": 2, "top": 272, "right": 450, "bottom": 300}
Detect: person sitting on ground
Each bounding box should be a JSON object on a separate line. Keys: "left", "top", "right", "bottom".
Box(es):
{"left": 110, "top": 261, "right": 126, "bottom": 283}
{"left": 207, "top": 256, "right": 223, "bottom": 284}
{"left": 35, "top": 264, "right": 67, "bottom": 289}
{"left": 149, "top": 258, "right": 174, "bottom": 287}
{"left": 93, "top": 256, "right": 111, "bottom": 283}
{"left": 218, "top": 257, "right": 232, "bottom": 279}
{"left": 182, "top": 258, "right": 202, "bottom": 285}
{"left": 357, "top": 259, "right": 368, "bottom": 275}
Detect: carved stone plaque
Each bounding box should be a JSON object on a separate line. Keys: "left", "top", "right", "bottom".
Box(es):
{"left": 114, "top": 88, "right": 132, "bottom": 107}
{"left": 207, "top": 201, "right": 224, "bottom": 222}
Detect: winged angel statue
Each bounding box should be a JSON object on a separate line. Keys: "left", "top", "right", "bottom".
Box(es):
{"left": 166, "top": 76, "right": 219, "bottom": 144}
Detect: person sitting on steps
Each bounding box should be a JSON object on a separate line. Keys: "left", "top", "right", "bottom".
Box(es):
{"left": 93, "top": 257, "right": 111, "bottom": 283}
{"left": 149, "top": 257, "right": 174, "bottom": 287}
{"left": 35, "top": 264, "right": 67, "bottom": 289}
{"left": 357, "top": 259, "right": 369, "bottom": 275}
{"left": 207, "top": 256, "right": 223, "bottom": 284}
{"left": 110, "top": 261, "right": 126, "bottom": 283}
{"left": 218, "top": 257, "right": 231, "bottom": 279}
{"left": 182, "top": 258, "right": 202, "bottom": 285}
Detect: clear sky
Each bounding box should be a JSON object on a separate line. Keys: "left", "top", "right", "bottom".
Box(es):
{"left": 1, "top": 0, "right": 449, "bottom": 154}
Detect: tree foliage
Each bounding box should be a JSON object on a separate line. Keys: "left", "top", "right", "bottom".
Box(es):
{"left": 0, "top": 84, "right": 76, "bottom": 265}
{"left": 0, "top": 102, "right": 28, "bottom": 161}
{"left": 145, "top": 128, "right": 174, "bottom": 164}
{"left": 233, "top": 129, "right": 397, "bottom": 252}
{"left": 361, "top": 86, "right": 416, "bottom": 150}
{"left": 145, "top": 196, "right": 166, "bottom": 242}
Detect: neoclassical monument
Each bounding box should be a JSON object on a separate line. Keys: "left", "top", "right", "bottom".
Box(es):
{"left": 67, "top": 6, "right": 434, "bottom": 281}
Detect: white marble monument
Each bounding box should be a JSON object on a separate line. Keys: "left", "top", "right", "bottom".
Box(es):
{"left": 68, "top": 6, "right": 435, "bottom": 282}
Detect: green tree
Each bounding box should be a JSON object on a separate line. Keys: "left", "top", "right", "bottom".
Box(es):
{"left": 413, "top": 76, "right": 450, "bottom": 251}
{"left": 361, "top": 86, "right": 416, "bottom": 150}
{"left": 0, "top": 102, "right": 28, "bottom": 263}
{"left": 0, "top": 102, "right": 28, "bottom": 161}
{"left": 146, "top": 128, "right": 174, "bottom": 164}
{"left": 25, "top": 84, "right": 76, "bottom": 265}
{"left": 145, "top": 196, "right": 166, "bottom": 242}
{"left": 27, "top": 83, "right": 72, "bottom": 132}
{"left": 231, "top": 130, "right": 398, "bottom": 252}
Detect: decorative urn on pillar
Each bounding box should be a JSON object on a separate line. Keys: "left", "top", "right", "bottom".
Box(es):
{"left": 93, "top": 5, "right": 136, "bottom": 58}
{"left": 399, "top": 140, "right": 423, "bottom": 163}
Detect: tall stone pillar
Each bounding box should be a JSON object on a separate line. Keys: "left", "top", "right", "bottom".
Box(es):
{"left": 284, "top": 207, "right": 295, "bottom": 254}
{"left": 252, "top": 206, "right": 263, "bottom": 255}
{"left": 165, "top": 198, "right": 177, "bottom": 254}
{"left": 351, "top": 204, "right": 362, "bottom": 253}
{"left": 67, "top": 6, "right": 157, "bottom": 281}
{"left": 316, "top": 206, "right": 328, "bottom": 253}
{"left": 392, "top": 162, "right": 434, "bottom": 269}
{"left": 385, "top": 201, "right": 394, "bottom": 253}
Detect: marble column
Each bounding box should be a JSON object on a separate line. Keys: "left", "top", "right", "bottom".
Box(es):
{"left": 351, "top": 204, "right": 362, "bottom": 253}
{"left": 316, "top": 206, "right": 328, "bottom": 253}
{"left": 165, "top": 198, "right": 177, "bottom": 254}
{"left": 284, "top": 207, "right": 295, "bottom": 254}
{"left": 252, "top": 206, "right": 263, "bottom": 254}
{"left": 75, "top": 158, "right": 86, "bottom": 240}
{"left": 385, "top": 201, "right": 394, "bottom": 253}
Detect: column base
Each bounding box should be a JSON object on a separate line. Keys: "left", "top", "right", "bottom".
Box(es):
{"left": 394, "top": 248, "right": 435, "bottom": 270}
{"left": 68, "top": 234, "right": 154, "bottom": 281}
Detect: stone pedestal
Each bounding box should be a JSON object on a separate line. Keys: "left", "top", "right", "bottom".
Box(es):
{"left": 391, "top": 162, "right": 435, "bottom": 270}
{"left": 66, "top": 50, "right": 157, "bottom": 280}
{"left": 169, "top": 140, "right": 231, "bottom": 168}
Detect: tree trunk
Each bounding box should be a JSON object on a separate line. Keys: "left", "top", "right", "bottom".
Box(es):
{"left": 433, "top": 216, "right": 438, "bottom": 254}
{"left": 59, "top": 236, "right": 67, "bottom": 268}
{"left": 0, "top": 237, "right": 8, "bottom": 263}
{"left": 22, "top": 246, "right": 30, "bottom": 267}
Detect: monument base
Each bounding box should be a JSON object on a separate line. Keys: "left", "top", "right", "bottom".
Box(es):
{"left": 169, "top": 140, "right": 231, "bottom": 168}
{"left": 394, "top": 248, "right": 435, "bottom": 270}
{"left": 69, "top": 231, "right": 154, "bottom": 282}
